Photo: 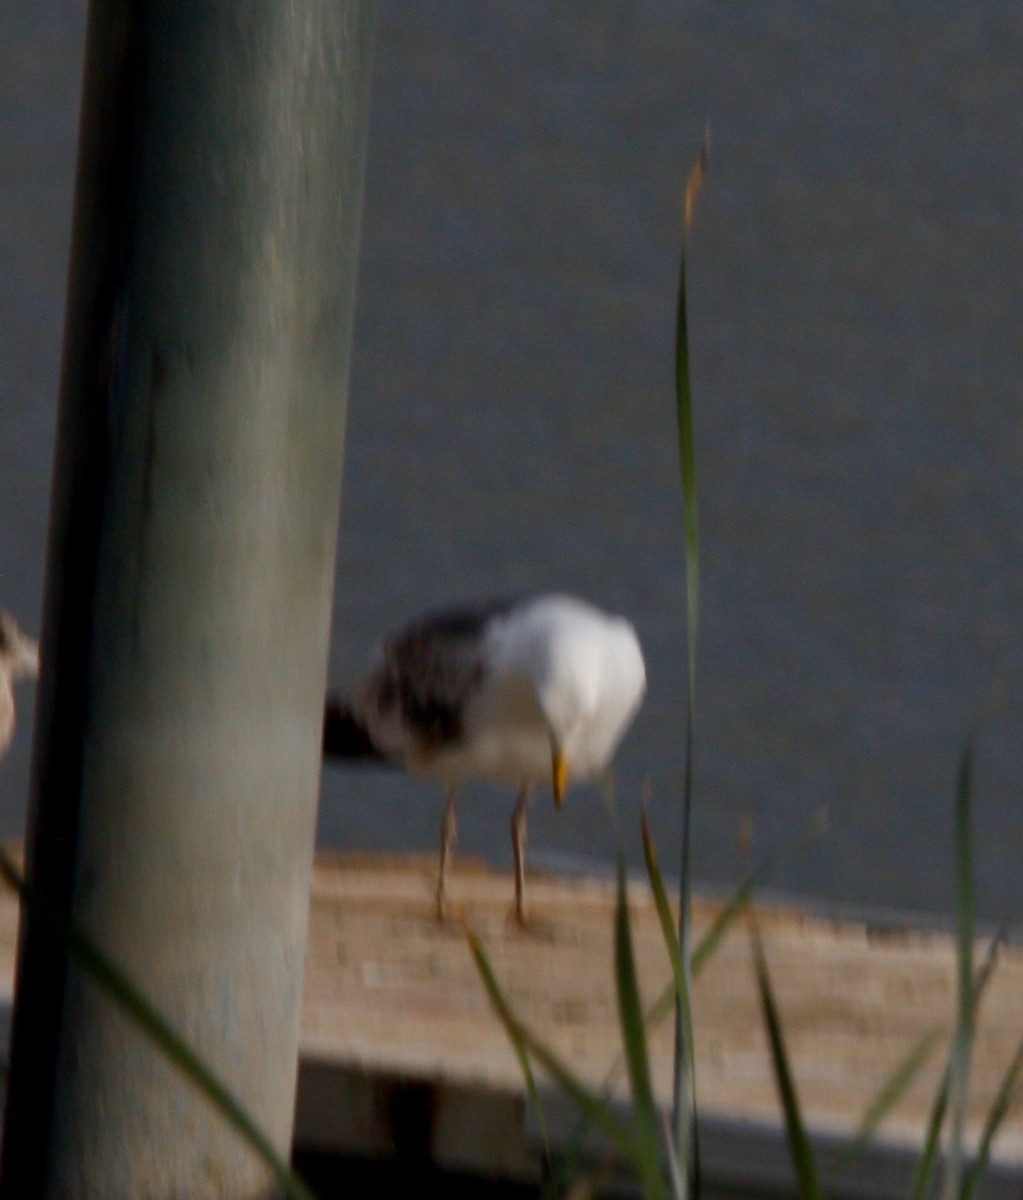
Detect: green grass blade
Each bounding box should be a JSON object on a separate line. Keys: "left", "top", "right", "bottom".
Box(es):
{"left": 642, "top": 810, "right": 697, "bottom": 1195}
{"left": 675, "top": 138, "right": 707, "bottom": 696}
{"left": 662, "top": 1109, "right": 688, "bottom": 1200}
{"left": 852, "top": 1026, "right": 942, "bottom": 1154}
{"left": 600, "top": 878, "right": 751, "bottom": 1101}
{"left": 909, "top": 930, "right": 1002, "bottom": 1200}
{"left": 662, "top": 801, "right": 830, "bottom": 1027}
{"left": 972, "top": 926, "right": 1004, "bottom": 1003}
{"left": 749, "top": 918, "right": 825, "bottom": 1200}
{"left": 829, "top": 1027, "right": 942, "bottom": 1177}
{"left": 910, "top": 1060, "right": 950, "bottom": 1200}
{"left": 615, "top": 856, "right": 669, "bottom": 1200}
{"left": 671, "top": 134, "right": 707, "bottom": 1189}
{"left": 642, "top": 811, "right": 687, "bottom": 1035}
{"left": 941, "top": 739, "right": 977, "bottom": 1200}
{"left": 691, "top": 876, "right": 754, "bottom": 977}
{"left": 466, "top": 928, "right": 643, "bottom": 1167}
{"left": 913, "top": 744, "right": 996, "bottom": 1200}
{"left": 499, "top": 960, "right": 555, "bottom": 1172}
{"left": 597, "top": 874, "right": 749, "bottom": 1113}
{"left": 602, "top": 808, "right": 833, "bottom": 1098}
{"left": 694, "top": 807, "right": 829, "bottom": 977}
{"left": 961, "top": 1032, "right": 1023, "bottom": 1200}
{"left": 0, "top": 848, "right": 317, "bottom": 1200}
{"left": 598, "top": 875, "right": 747, "bottom": 1103}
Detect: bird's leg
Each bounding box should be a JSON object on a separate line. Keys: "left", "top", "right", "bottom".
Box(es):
{"left": 511, "top": 785, "right": 531, "bottom": 927}
{"left": 436, "top": 785, "right": 459, "bottom": 922}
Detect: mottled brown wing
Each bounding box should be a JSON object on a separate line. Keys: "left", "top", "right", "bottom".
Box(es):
{"left": 322, "top": 697, "right": 386, "bottom": 762}
{"left": 359, "top": 598, "right": 519, "bottom": 757}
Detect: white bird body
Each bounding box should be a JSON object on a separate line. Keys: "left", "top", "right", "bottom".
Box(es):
{"left": 326, "top": 594, "right": 646, "bottom": 924}
{"left": 413, "top": 595, "right": 646, "bottom": 790}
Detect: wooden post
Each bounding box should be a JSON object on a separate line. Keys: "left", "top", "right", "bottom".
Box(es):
{"left": 0, "top": 1, "right": 375, "bottom": 1195}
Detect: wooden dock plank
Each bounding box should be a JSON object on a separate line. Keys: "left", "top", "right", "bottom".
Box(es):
{"left": 300, "top": 856, "right": 1023, "bottom": 1161}
{"left": 0, "top": 851, "right": 1020, "bottom": 1194}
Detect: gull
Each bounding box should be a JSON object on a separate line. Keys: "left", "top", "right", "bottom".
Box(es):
{"left": 0, "top": 612, "right": 39, "bottom": 763}
{"left": 323, "top": 594, "right": 646, "bottom": 924}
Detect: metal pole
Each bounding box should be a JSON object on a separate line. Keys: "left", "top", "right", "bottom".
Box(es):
{"left": 1, "top": 0, "right": 375, "bottom": 1195}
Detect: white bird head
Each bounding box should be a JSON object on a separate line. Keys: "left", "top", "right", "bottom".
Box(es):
{"left": 525, "top": 598, "right": 646, "bottom": 806}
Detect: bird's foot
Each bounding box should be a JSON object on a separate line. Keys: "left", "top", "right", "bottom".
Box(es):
{"left": 435, "top": 892, "right": 462, "bottom": 928}
{"left": 505, "top": 902, "right": 554, "bottom": 940}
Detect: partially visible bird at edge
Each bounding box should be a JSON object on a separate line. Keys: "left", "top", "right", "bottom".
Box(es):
{"left": 0, "top": 612, "right": 39, "bottom": 764}
{"left": 322, "top": 594, "right": 646, "bottom": 926}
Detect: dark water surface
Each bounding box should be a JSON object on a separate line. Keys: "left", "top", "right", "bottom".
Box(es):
{"left": 2, "top": 3, "right": 1022, "bottom": 922}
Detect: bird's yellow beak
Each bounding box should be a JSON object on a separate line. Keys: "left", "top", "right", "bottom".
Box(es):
{"left": 552, "top": 748, "right": 569, "bottom": 809}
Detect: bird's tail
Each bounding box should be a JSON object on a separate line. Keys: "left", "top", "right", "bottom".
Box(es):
{"left": 323, "top": 696, "right": 388, "bottom": 763}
